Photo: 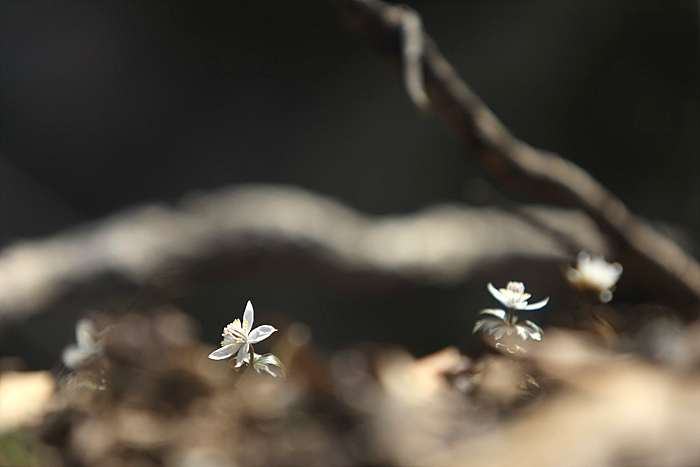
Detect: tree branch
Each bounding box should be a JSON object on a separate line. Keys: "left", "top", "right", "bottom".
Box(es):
{"left": 326, "top": 0, "right": 700, "bottom": 314}
{"left": 0, "top": 185, "right": 606, "bottom": 321}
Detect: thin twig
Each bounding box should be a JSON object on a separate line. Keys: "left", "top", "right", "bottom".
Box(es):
{"left": 396, "top": 5, "right": 429, "bottom": 111}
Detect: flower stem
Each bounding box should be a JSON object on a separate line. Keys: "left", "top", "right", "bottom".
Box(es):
{"left": 507, "top": 307, "right": 515, "bottom": 325}
{"left": 579, "top": 292, "right": 617, "bottom": 346}
{"left": 234, "top": 344, "right": 256, "bottom": 388}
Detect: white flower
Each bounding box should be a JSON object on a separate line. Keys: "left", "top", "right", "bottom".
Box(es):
{"left": 474, "top": 281, "right": 547, "bottom": 354}
{"left": 487, "top": 282, "right": 549, "bottom": 310}
{"left": 62, "top": 319, "right": 110, "bottom": 370}
{"left": 208, "top": 301, "right": 277, "bottom": 367}
{"left": 473, "top": 309, "right": 543, "bottom": 341}
{"left": 242, "top": 353, "right": 286, "bottom": 378}
{"left": 566, "top": 251, "right": 623, "bottom": 303}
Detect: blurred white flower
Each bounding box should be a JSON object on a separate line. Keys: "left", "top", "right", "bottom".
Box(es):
{"left": 487, "top": 282, "right": 549, "bottom": 311}
{"left": 62, "top": 319, "right": 110, "bottom": 370}
{"left": 474, "top": 309, "right": 543, "bottom": 341}
{"left": 208, "top": 300, "right": 277, "bottom": 368}
{"left": 566, "top": 251, "right": 623, "bottom": 303}
{"left": 242, "top": 353, "right": 287, "bottom": 378}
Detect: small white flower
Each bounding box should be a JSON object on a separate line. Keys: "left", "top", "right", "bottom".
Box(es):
{"left": 566, "top": 251, "right": 623, "bottom": 303}
{"left": 474, "top": 281, "right": 547, "bottom": 354}
{"left": 242, "top": 353, "right": 287, "bottom": 378}
{"left": 473, "top": 309, "right": 543, "bottom": 341}
{"left": 62, "top": 319, "right": 110, "bottom": 370}
{"left": 487, "top": 282, "right": 549, "bottom": 311}
{"left": 208, "top": 301, "right": 277, "bottom": 368}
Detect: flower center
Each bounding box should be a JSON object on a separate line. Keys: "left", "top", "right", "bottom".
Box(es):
{"left": 506, "top": 281, "right": 525, "bottom": 296}
{"left": 223, "top": 319, "right": 248, "bottom": 343}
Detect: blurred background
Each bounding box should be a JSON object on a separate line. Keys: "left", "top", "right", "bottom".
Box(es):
{"left": 1, "top": 0, "right": 699, "bottom": 370}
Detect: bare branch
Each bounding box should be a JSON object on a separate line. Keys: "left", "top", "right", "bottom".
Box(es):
{"left": 327, "top": 0, "right": 700, "bottom": 314}
{"left": 0, "top": 185, "right": 606, "bottom": 321}
{"left": 396, "top": 6, "right": 429, "bottom": 111}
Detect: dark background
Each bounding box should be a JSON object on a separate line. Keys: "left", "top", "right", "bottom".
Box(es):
{"left": 1, "top": 0, "right": 699, "bottom": 367}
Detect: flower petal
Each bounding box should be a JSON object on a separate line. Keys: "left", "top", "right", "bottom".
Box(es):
{"left": 248, "top": 325, "right": 277, "bottom": 344}
{"left": 254, "top": 354, "right": 286, "bottom": 378}
{"left": 235, "top": 343, "right": 250, "bottom": 368}
{"left": 492, "top": 326, "right": 509, "bottom": 340}
{"left": 222, "top": 335, "right": 236, "bottom": 346}
{"left": 62, "top": 345, "right": 88, "bottom": 370}
{"left": 515, "top": 325, "right": 529, "bottom": 340}
{"left": 521, "top": 296, "right": 549, "bottom": 310}
{"left": 566, "top": 267, "right": 582, "bottom": 284}
{"left": 523, "top": 320, "right": 543, "bottom": 340}
{"left": 524, "top": 319, "right": 543, "bottom": 334}
{"left": 208, "top": 343, "right": 241, "bottom": 360}
{"left": 474, "top": 316, "right": 504, "bottom": 333}
{"left": 243, "top": 300, "right": 254, "bottom": 333}
{"left": 578, "top": 251, "right": 590, "bottom": 263}
{"left": 75, "top": 319, "right": 99, "bottom": 352}
{"left": 487, "top": 283, "right": 508, "bottom": 307}
{"left": 479, "top": 308, "right": 507, "bottom": 320}
{"left": 261, "top": 364, "right": 286, "bottom": 378}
